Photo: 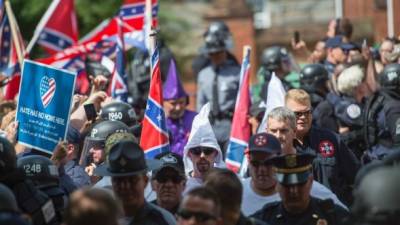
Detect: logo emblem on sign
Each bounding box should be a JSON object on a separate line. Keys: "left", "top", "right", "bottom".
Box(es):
{"left": 40, "top": 76, "right": 56, "bottom": 108}
{"left": 318, "top": 140, "right": 335, "bottom": 157}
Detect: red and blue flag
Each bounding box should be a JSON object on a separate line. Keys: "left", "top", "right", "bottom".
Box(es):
{"left": 29, "top": 0, "right": 78, "bottom": 55}
{"left": 140, "top": 45, "right": 170, "bottom": 158}
{"left": 0, "top": 0, "right": 25, "bottom": 99}
{"left": 226, "top": 47, "right": 252, "bottom": 173}
{"left": 109, "top": 17, "right": 128, "bottom": 102}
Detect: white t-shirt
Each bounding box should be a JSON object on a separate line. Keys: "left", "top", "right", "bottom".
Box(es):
{"left": 241, "top": 177, "right": 348, "bottom": 216}
{"left": 182, "top": 176, "right": 203, "bottom": 196}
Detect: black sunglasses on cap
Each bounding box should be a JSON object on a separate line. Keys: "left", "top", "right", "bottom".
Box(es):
{"left": 176, "top": 209, "right": 217, "bottom": 222}
{"left": 189, "top": 147, "right": 216, "bottom": 156}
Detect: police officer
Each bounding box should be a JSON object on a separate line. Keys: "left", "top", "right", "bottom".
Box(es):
{"left": 192, "top": 21, "right": 239, "bottom": 78}
{"left": 351, "top": 165, "right": 400, "bottom": 225}
{"left": 0, "top": 184, "right": 30, "bottom": 225}
{"left": 18, "top": 155, "right": 68, "bottom": 224}
{"left": 299, "top": 64, "right": 330, "bottom": 108}
{"left": 363, "top": 63, "right": 400, "bottom": 163}
{"left": 81, "top": 120, "right": 129, "bottom": 181}
{"left": 251, "top": 153, "right": 349, "bottom": 225}
{"left": 196, "top": 29, "right": 241, "bottom": 153}
{"left": 253, "top": 46, "right": 295, "bottom": 103}
{"left": 100, "top": 101, "right": 141, "bottom": 138}
{"left": 94, "top": 134, "right": 176, "bottom": 225}
{"left": 0, "top": 136, "right": 57, "bottom": 225}
{"left": 334, "top": 65, "right": 370, "bottom": 157}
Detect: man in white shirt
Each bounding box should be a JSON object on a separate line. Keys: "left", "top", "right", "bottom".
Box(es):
{"left": 241, "top": 107, "right": 347, "bottom": 216}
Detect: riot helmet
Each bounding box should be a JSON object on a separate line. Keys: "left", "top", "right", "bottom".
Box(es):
{"left": 299, "top": 64, "right": 329, "bottom": 94}
{"left": 0, "top": 183, "right": 19, "bottom": 212}
{"left": 351, "top": 166, "right": 400, "bottom": 225}
{"left": 81, "top": 120, "right": 129, "bottom": 166}
{"left": 261, "top": 46, "right": 290, "bottom": 71}
{"left": 204, "top": 33, "right": 226, "bottom": 54}
{"left": 203, "top": 21, "right": 233, "bottom": 50}
{"left": 0, "top": 136, "right": 16, "bottom": 176}
{"left": 17, "top": 155, "right": 59, "bottom": 188}
{"left": 379, "top": 63, "right": 400, "bottom": 94}
{"left": 100, "top": 102, "right": 137, "bottom": 127}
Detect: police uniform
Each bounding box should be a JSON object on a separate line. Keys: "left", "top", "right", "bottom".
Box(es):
{"left": 294, "top": 126, "right": 360, "bottom": 205}
{"left": 94, "top": 134, "right": 175, "bottom": 225}
{"left": 63, "top": 159, "right": 90, "bottom": 188}
{"left": 196, "top": 50, "right": 240, "bottom": 153}
{"left": 313, "top": 92, "right": 341, "bottom": 133}
{"left": 251, "top": 153, "right": 349, "bottom": 225}
{"left": 334, "top": 95, "right": 366, "bottom": 157}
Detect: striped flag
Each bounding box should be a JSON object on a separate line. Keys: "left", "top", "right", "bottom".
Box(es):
{"left": 0, "top": 0, "right": 25, "bottom": 100}
{"left": 226, "top": 46, "right": 252, "bottom": 173}
{"left": 140, "top": 45, "right": 170, "bottom": 158}
{"left": 109, "top": 17, "right": 128, "bottom": 102}
{"left": 27, "top": 0, "right": 78, "bottom": 54}
{"left": 40, "top": 77, "right": 56, "bottom": 108}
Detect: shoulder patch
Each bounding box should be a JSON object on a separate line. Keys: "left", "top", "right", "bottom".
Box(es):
{"left": 318, "top": 140, "right": 335, "bottom": 157}
{"left": 346, "top": 104, "right": 361, "bottom": 119}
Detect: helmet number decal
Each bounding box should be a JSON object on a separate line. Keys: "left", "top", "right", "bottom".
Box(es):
{"left": 109, "top": 112, "right": 123, "bottom": 120}
{"left": 23, "top": 163, "right": 42, "bottom": 174}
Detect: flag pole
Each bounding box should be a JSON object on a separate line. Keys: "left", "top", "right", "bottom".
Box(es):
{"left": 4, "top": 0, "right": 24, "bottom": 65}
{"left": 144, "top": 0, "right": 153, "bottom": 52}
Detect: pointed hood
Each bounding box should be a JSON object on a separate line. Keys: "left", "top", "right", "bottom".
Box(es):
{"left": 163, "top": 59, "right": 188, "bottom": 100}
{"left": 183, "top": 103, "right": 225, "bottom": 175}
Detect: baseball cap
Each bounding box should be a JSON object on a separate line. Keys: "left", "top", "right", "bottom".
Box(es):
{"left": 325, "top": 36, "right": 345, "bottom": 49}
{"left": 154, "top": 152, "right": 185, "bottom": 176}
{"left": 248, "top": 133, "right": 281, "bottom": 154}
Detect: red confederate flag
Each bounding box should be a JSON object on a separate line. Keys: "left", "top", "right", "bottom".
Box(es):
{"left": 28, "top": 0, "right": 78, "bottom": 55}
{"left": 140, "top": 45, "right": 170, "bottom": 158}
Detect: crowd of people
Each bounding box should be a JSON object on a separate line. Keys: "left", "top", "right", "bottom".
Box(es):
{"left": 0, "top": 16, "right": 400, "bottom": 225}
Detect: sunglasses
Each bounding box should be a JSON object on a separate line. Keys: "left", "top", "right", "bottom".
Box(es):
{"left": 190, "top": 147, "right": 215, "bottom": 156}
{"left": 293, "top": 109, "right": 312, "bottom": 118}
{"left": 155, "top": 175, "right": 184, "bottom": 184}
{"left": 250, "top": 159, "right": 273, "bottom": 168}
{"left": 177, "top": 209, "right": 217, "bottom": 222}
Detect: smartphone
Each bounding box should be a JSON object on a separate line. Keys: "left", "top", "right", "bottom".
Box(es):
{"left": 294, "top": 31, "right": 300, "bottom": 44}
{"left": 84, "top": 103, "right": 97, "bottom": 122}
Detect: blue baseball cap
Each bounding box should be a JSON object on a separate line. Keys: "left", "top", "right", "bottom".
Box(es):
{"left": 325, "top": 36, "right": 345, "bottom": 49}
{"left": 248, "top": 133, "right": 281, "bottom": 154}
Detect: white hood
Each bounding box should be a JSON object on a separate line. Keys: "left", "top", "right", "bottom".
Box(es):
{"left": 183, "top": 103, "right": 225, "bottom": 175}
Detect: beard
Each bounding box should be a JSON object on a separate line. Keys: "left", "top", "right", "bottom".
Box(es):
{"left": 196, "top": 159, "right": 211, "bottom": 174}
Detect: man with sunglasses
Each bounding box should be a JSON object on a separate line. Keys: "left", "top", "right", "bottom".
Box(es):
{"left": 251, "top": 153, "right": 349, "bottom": 225}
{"left": 242, "top": 131, "right": 345, "bottom": 216}
{"left": 183, "top": 103, "right": 226, "bottom": 195}
{"left": 177, "top": 187, "right": 222, "bottom": 225}
{"left": 285, "top": 89, "right": 360, "bottom": 206}
{"left": 152, "top": 152, "right": 186, "bottom": 215}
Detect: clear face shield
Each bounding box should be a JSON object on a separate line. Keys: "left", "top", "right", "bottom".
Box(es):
{"left": 79, "top": 136, "right": 106, "bottom": 167}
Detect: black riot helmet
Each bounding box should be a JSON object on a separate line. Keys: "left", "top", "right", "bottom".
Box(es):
{"left": 351, "top": 166, "right": 400, "bottom": 225}
{"left": 0, "top": 136, "right": 17, "bottom": 176}
{"left": 204, "top": 33, "right": 226, "bottom": 54}
{"left": 299, "top": 64, "right": 329, "bottom": 93}
{"left": 204, "top": 21, "right": 230, "bottom": 38}
{"left": 379, "top": 63, "right": 400, "bottom": 94}
{"left": 17, "top": 155, "right": 60, "bottom": 188}
{"left": 100, "top": 102, "right": 137, "bottom": 127}
{"left": 87, "top": 120, "right": 129, "bottom": 143}
{"left": 261, "top": 46, "right": 289, "bottom": 71}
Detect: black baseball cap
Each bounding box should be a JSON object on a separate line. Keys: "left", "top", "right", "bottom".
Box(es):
{"left": 271, "top": 153, "right": 315, "bottom": 185}
{"left": 248, "top": 133, "right": 281, "bottom": 154}
{"left": 153, "top": 152, "right": 185, "bottom": 176}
